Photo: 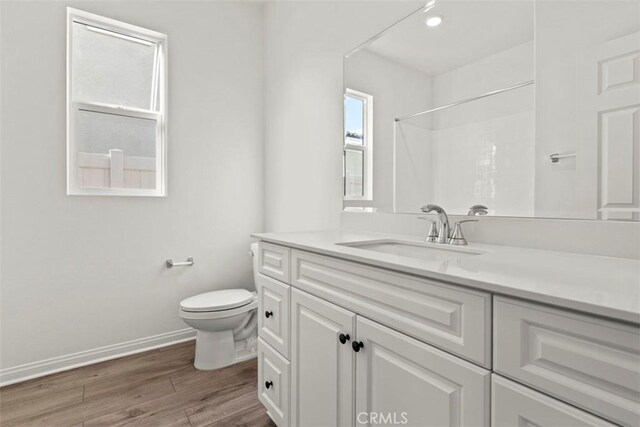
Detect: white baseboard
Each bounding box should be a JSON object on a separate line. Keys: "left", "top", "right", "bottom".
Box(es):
{"left": 235, "top": 349, "right": 258, "bottom": 364}
{"left": 0, "top": 328, "right": 196, "bottom": 387}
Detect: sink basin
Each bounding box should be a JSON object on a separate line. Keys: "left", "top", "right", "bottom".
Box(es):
{"left": 337, "top": 239, "right": 485, "bottom": 262}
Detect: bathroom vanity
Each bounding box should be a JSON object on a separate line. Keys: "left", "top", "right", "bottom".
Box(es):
{"left": 252, "top": 231, "right": 640, "bottom": 427}
{"left": 250, "top": 1, "right": 640, "bottom": 425}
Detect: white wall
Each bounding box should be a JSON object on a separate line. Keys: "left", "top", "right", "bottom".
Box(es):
{"left": 1, "top": 1, "right": 264, "bottom": 371}
{"left": 262, "top": 1, "right": 423, "bottom": 232}
{"left": 345, "top": 50, "right": 432, "bottom": 211}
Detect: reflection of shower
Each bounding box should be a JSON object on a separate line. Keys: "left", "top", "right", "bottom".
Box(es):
{"left": 394, "top": 80, "right": 534, "bottom": 123}
{"left": 393, "top": 80, "right": 535, "bottom": 216}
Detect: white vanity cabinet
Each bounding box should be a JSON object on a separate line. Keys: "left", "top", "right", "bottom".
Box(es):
{"left": 289, "top": 288, "right": 490, "bottom": 427}
{"left": 256, "top": 242, "right": 491, "bottom": 427}
{"left": 255, "top": 241, "right": 640, "bottom": 427}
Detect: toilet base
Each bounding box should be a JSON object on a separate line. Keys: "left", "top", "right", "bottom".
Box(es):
{"left": 194, "top": 330, "right": 236, "bottom": 370}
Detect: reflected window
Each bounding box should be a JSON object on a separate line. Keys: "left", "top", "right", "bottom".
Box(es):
{"left": 344, "top": 89, "right": 373, "bottom": 200}
{"left": 67, "top": 8, "right": 167, "bottom": 196}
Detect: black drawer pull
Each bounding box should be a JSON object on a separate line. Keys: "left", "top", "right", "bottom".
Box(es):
{"left": 265, "top": 380, "right": 273, "bottom": 389}
{"left": 339, "top": 333, "right": 350, "bottom": 344}
{"left": 352, "top": 341, "right": 364, "bottom": 352}
{"left": 265, "top": 311, "right": 273, "bottom": 318}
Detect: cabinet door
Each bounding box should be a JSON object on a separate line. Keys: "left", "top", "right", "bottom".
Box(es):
{"left": 291, "top": 288, "right": 356, "bottom": 427}
{"left": 492, "top": 374, "right": 615, "bottom": 427}
{"left": 355, "top": 316, "right": 490, "bottom": 427}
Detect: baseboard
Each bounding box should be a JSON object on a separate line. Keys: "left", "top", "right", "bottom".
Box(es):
{"left": 0, "top": 328, "right": 196, "bottom": 387}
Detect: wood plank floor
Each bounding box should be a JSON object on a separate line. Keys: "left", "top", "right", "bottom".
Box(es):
{"left": 0, "top": 341, "right": 275, "bottom": 427}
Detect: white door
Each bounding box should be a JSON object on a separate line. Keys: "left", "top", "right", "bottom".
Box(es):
{"left": 578, "top": 31, "right": 640, "bottom": 220}
{"left": 291, "top": 288, "right": 356, "bottom": 427}
{"left": 355, "top": 316, "right": 490, "bottom": 427}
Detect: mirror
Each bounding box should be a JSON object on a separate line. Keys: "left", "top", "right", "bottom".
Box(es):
{"left": 343, "top": 0, "right": 640, "bottom": 221}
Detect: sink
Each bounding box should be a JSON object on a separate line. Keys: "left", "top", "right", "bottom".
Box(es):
{"left": 337, "top": 239, "right": 485, "bottom": 262}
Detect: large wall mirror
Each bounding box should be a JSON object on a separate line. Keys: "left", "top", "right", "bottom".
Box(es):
{"left": 343, "top": 0, "right": 640, "bottom": 221}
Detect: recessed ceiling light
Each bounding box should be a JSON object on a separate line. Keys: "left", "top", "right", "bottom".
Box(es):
{"left": 425, "top": 15, "right": 443, "bottom": 27}
{"left": 423, "top": 0, "right": 436, "bottom": 13}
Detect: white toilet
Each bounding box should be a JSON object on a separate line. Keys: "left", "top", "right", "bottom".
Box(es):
{"left": 179, "top": 243, "right": 260, "bottom": 370}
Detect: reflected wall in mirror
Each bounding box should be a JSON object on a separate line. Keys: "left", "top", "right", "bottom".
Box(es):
{"left": 343, "top": 0, "right": 640, "bottom": 221}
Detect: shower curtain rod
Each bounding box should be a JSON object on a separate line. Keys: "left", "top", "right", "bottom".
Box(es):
{"left": 394, "top": 80, "right": 535, "bottom": 123}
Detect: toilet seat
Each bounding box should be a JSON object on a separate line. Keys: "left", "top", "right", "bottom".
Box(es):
{"left": 180, "top": 289, "right": 253, "bottom": 312}
{"left": 179, "top": 298, "right": 257, "bottom": 321}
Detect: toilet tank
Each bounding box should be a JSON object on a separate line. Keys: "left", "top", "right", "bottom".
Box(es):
{"left": 250, "top": 242, "right": 260, "bottom": 290}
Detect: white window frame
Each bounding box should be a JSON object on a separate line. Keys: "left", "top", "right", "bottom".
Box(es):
{"left": 66, "top": 8, "right": 168, "bottom": 197}
{"left": 343, "top": 88, "right": 373, "bottom": 201}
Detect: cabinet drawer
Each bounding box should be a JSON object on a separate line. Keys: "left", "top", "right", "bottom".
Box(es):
{"left": 494, "top": 297, "right": 640, "bottom": 426}
{"left": 291, "top": 249, "right": 492, "bottom": 367}
{"left": 258, "top": 242, "right": 290, "bottom": 284}
{"left": 258, "top": 338, "right": 290, "bottom": 427}
{"left": 492, "top": 374, "right": 615, "bottom": 427}
{"left": 257, "top": 273, "right": 290, "bottom": 358}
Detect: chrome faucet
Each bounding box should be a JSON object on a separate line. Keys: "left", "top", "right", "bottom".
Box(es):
{"left": 420, "top": 204, "right": 450, "bottom": 244}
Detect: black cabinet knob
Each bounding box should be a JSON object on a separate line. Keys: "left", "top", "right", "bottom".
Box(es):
{"left": 265, "top": 380, "right": 273, "bottom": 389}
{"left": 339, "top": 333, "right": 350, "bottom": 344}
{"left": 352, "top": 341, "right": 364, "bottom": 352}
{"left": 265, "top": 311, "right": 273, "bottom": 318}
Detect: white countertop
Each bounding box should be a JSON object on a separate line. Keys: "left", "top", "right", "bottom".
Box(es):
{"left": 252, "top": 230, "right": 640, "bottom": 324}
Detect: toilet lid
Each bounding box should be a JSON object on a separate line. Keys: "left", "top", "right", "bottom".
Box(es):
{"left": 180, "top": 289, "right": 253, "bottom": 312}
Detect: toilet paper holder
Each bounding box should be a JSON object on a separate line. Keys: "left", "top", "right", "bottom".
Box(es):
{"left": 166, "top": 258, "right": 194, "bottom": 268}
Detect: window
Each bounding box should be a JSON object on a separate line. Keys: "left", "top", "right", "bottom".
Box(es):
{"left": 344, "top": 89, "right": 373, "bottom": 200}
{"left": 67, "top": 8, "right": 167, "bottom": 196}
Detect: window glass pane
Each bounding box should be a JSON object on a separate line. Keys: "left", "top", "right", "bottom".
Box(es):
{"left": 76, "top": 110, "right": 157, "bottom": 190}
{"left": 345, "top": 149, "right": 364, "bottom": 197}
{"left": 76, "top": 110, "right": 156, "bottom": 157}
{"left": 345, "top": 95, "right": 364, "bottom": 145}
{"left": 72, "top": 23, "right": 157, "bottom": 110}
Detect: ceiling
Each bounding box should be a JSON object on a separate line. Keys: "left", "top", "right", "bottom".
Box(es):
{"left": 363, "top": 0, "right": 534, "bottom": 76}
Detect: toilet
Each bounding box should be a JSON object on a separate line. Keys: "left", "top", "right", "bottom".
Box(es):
{"left": 179, "top": 243, "right": 260, "bottom": 370}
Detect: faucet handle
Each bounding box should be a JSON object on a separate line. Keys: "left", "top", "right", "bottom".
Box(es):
{"left": 468, "top": 205, "right": 488, "bottom": 216}
{"left": 418, "top": 216, "right": 439, "bottom": 243}
{"left": 449, "top": 220, "right": 478, "bottom": 246}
